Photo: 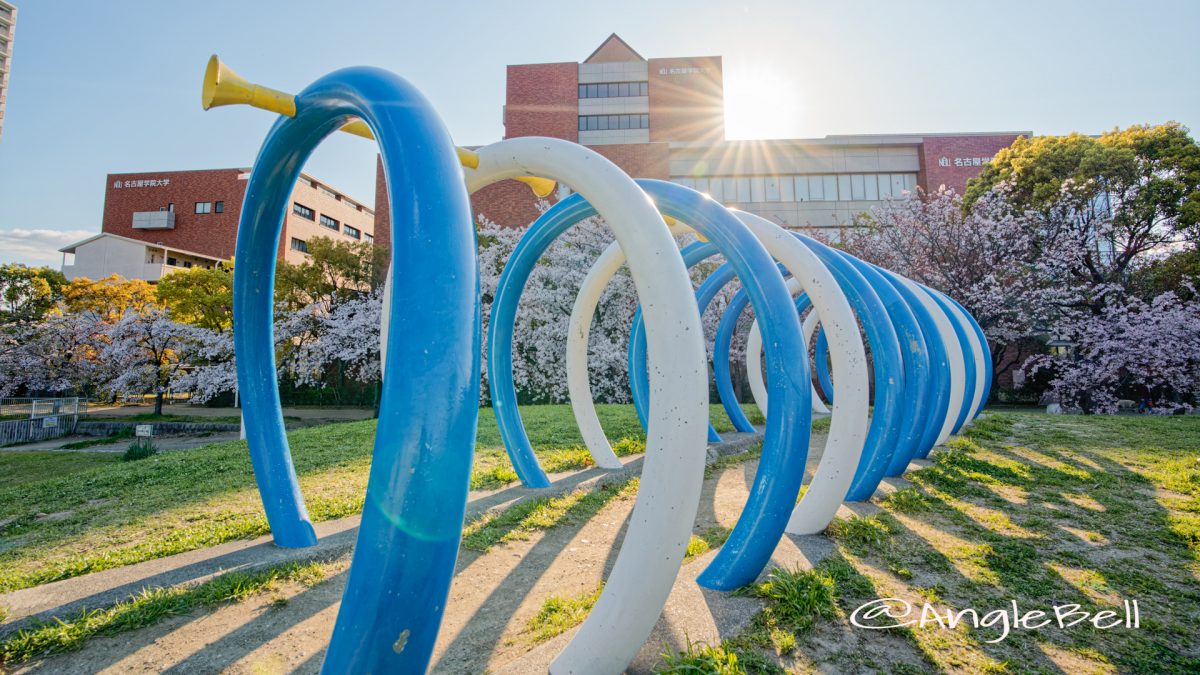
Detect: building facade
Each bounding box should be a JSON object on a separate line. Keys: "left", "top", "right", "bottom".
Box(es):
{"left": 61, "top": 168, "right": 375, "bottom": 281}
{"left": 0, "top": 1, "right": 15, "bottom": 143}
{"left": 375, "top": 35, "right": 1027, "bottom": 235}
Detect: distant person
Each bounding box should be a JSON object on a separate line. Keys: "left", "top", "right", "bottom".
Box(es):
{"left": 1137, "top": 385, "right": 1154, "bottom": 414}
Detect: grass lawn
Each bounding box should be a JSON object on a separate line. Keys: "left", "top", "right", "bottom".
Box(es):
{"left": 0, "top": 403, "right": 761, "bottom": 593}
{"left": 0, "top": 453, "right": 121, "bottom": 490}
{"left": 664, "top": 412, "right": 1200, "bottom": 674}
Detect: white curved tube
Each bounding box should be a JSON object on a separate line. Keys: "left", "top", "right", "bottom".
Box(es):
{"left": 746, "top": 284, "right": 830, "bottom": 415}
{"left": 385, "top": 137, "right": 709, "bottom": 675}
{"left": 565, "top": 209, "right": 868, "bottom": 538}
{"left": 566, "top": 224, "right": 694, "bottom": 467}
{"left": 895, "top": 277, "right": 964, "bottom": 447}
{"left": 939, "top": 294, "right": 986, "bottom": 420}
{"left": 731, "top": 212, "right": 868, "bottom": 535}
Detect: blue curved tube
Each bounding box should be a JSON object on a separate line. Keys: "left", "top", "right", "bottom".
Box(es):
{"left": 814, "top": 327, "right": 833, "bottom": 405}
{"left": 790, "top": 235, "right": 905, "bottom": 501}
{"left": 941, "top": 293, "right": 993, "bottom": 418}
{"left": 925, "top": 289, "right": 977, "bottom": 435}
{"left": 492, "top": 180, "right": 812, "bottom": 590}
{"left": 875, "top": 268, "right": 951, "bottom": 462}
{"left": 637, "top": 181, "right": 812, "bottom": 591}
{"left": 834, "top": 251, "right": 929, "bottom": 483}
{"left": 234, "top": 67, "right": 478, "bottom": 673}
{"left": 487, "top": 196, "right": 600, "bottom": 488}
{"left": 627, "top": 241, "right": 722, "bottom": 443}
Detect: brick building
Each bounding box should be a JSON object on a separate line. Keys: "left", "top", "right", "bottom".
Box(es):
{"left": 375, "top": 34, "right": 1028, "bottom": 236}
{"left": 60, "top": 168, "right": 374, "bottom": 281}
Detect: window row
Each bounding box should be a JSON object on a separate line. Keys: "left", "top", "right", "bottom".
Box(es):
{"left": 673, "top": 173, "right": 919, "bottom": 203}
{"left": 294, "top": 202, "right": 365, "bottom": 241}
{"left": 578, "top": 114, "right": 650, "bottom": 132}
{"left": 194, "top": 201, "right": 224, "bottom": 214}
{"left": 578, "top": 81, "right": 649, "bottom": 99}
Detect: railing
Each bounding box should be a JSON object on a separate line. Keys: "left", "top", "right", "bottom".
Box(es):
{"left": 0, "top": 397, "right": 82, "bottom": 420}
{"left": 0, "top": 398, "right": 84, "bottom": 446}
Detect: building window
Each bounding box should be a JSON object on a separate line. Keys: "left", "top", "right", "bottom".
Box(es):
{"left": 364, "top": 233, "right": 374, "bottom": 243}
{"left": 290, "top": 238, "right": 309, "bottom": 254}
{"left": 343, "top": 225, "right": 361, "bottom": 240}
{"left": 214, "top": 201, "right": 224, "bottom": 214}
{"left": 167, "top": 256, "right": 178, "bottom": 266}
{"left": 579, "top": 81, "right": 649, "bottom": 98}
{"left": 292, "top": 202, "right": 315, "bottom": 220}
{"left": 319, "top": 214, "right": 339, "bottom": 231}
{"left": 578, "top": 114, "right": 650, "bottom": 131}
{"left": 194, "top": 202, "right": 212, "bottom": 214}
{"left": 183, "top": 261, "right": 193, "bottom": 269}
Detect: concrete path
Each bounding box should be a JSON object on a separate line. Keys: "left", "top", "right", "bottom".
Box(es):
{"left": 84, "top": 405, "right": 374, "bottom": 422}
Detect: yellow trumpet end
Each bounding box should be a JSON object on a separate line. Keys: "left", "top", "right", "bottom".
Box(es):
{"left": 456, "top": 147, "right": 480, "bottom": 170}
{"left": 518, "top": 176, "right": 557, "bottom": 199}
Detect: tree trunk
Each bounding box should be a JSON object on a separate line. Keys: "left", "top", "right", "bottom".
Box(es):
{"left": 154, "top": 391, "right": 164, "bottom": 416}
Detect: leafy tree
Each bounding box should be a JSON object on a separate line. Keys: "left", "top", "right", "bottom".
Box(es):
{"left": 1131, "top": 248, "right": 1200, "bottom": 301}
{"left": 62, "top": 275, "right": 160, "bottom": 322}
{"left": 965, "top": 123, "right": 1200, "bottom": 311}
{"left": 0, "top": 264, "right": 67, "bottom": 324}
{"left": 274, "top": 237, "right": 387, "bottom": 310}
{"left": 155, "top": 262, "right": 234, "bottom": 332}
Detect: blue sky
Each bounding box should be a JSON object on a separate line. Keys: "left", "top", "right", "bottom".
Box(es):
{"left": 1, "top": 0, "right": 1198, "bottom": 266}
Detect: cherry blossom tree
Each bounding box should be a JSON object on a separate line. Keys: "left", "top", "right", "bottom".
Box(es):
{"left": 1023, "top": 287, "right": 1200, "bottom": 413}
{"left": 102, "top": 308, "right": 207, "bottom": 415}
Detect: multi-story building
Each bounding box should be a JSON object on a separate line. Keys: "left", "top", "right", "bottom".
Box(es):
{"left": 376, "top": 34, "right": 1028, "bottom": 236}
{"left": 60, "top": 168, "right": 375, "bottom": 281}
{"left": 0, "top": 1, "right": 16, "bottom": 143}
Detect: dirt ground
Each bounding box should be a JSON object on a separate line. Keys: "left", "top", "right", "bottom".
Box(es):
{"left": 14, "top": 439, "right": 813, "bottom": 674}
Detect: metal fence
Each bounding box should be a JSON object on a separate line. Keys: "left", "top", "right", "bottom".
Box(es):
{"left": 0, "top": 398, "right": 84, "bottom": 446}
{"left": 0, "top": 397, "right": 82, "bottom": 420}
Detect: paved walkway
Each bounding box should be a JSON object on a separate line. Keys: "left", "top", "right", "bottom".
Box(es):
{"left": 84, "top": 405, "right": 375, "bottom": 421}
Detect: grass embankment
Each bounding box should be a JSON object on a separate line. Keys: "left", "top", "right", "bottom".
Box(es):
{"left": 0, "top": 403, "right": 762, "bottom": 593}
{"left": 659, "top": 412, "right": 1200, "bottom": 674}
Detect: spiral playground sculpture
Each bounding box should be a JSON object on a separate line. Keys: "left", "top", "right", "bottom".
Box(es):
{"left": 205, "top": 58, "right": 993, "bottom": 674}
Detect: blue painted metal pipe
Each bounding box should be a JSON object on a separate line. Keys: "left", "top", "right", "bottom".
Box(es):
{"left": 234, "top": 67, "right": 478, "bottom": 673}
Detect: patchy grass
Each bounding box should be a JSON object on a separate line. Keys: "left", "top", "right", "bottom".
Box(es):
{"left": 0, "top": 560, "right": 330, "bottom": 665}
{"left": 751, "top": 565, "right": 838, "bottom": 633}
{"left": 524, "top": 585, "right": 602, "bottom": 644}
{"left": 1, "top": 403, "right": 747, "bottom": 593}
{"left": 827, "top": 514, "right": 892, "bottom": 553}
{"left": 666, "top": 412, "right": 1200, "bottom": 674}
{"left": 881, "top": 487, "right": 932, "bottom": 514}
{"left": 684, "top": 526, "right": 733, "bottom": 562}
{"left": 656, "top": 638, "right": 749, "bottom": 675}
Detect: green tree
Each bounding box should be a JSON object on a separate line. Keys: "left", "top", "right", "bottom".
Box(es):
{"left": 155, "top": 262, "right": 234, "bottom": 332}
{"left": 274, "top": 236, "right": 387, "bottom": 310}
{"left": 0, "top": 264, "right": 67, "bottom": 324}
{"left": 1131, "top": 248, "right": 1200, "bottom": 301}
{"left": 62, "top": 275, "right": 160, "bottom": 322}
{"left": 965, "top": 122, "right": 1200, "bottom": 310}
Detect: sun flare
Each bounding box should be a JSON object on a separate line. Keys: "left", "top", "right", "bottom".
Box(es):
{"left": 723, "top": 65, "right": 804, "bottom": 141}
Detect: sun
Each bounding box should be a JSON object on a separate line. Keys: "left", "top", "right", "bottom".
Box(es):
{"left": 723, "top": 65, "right": 804, "bottom": 141}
